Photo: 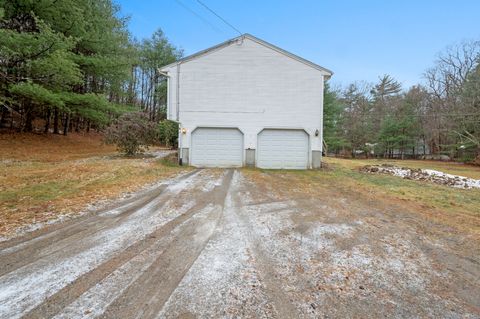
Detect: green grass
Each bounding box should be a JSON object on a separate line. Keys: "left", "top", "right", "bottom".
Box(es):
{"left": 158, "top": 152, "right": 181, "bottom": 167}
{"left": 336, "top": 168, "right": 479, "bottom": 212}
{"left": 249, "top": 159, "right": 480, "bottom": 219}
{"left": 159, "top": 158, "right": 180, "bottom": 167}
{"left": 325, "top": 157, "right": 480, "bottom": 179}
{"left": 0, "top": 180, "right": 79, "bottom": 201}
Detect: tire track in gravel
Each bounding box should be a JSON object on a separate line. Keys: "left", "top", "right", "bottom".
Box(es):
{"left": 155, "top": 170, "right": 280, "bottom": 319}
{"left": 0, "top": 169, "right": 227, "bottom": 319}
{"left": 0, "top": 169, "right": 198, "bottom": 253}
{"left": 23, "top": 170, "right": 232, "bottom": 319}
{"left": 0, "top": 170, "right": 201, "bottom": 277}
{"left": 0, "top": 170, "right": 200, "bottom": 255}
{"left": 97, "top": 170, "right": 234, "bottom": 319}
{"left": 229, "top": 171, "right": 301, "bottom": 318}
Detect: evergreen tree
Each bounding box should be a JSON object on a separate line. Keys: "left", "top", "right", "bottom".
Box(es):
{"left": 0, "top": 0, "right": 180, "bottom": 134}
{"left": 323, "top": 83, "right": 348, "bottom": 154}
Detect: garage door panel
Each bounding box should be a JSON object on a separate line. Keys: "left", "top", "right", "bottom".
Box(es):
{"left": 257, "top": 129, "right": 308, "bottom": 169}
{"left": 191, "top": 128, "right": 243, "bottom": 167}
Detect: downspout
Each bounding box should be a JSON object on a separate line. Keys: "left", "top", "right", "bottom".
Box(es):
{"left": 156, "top": 69, "right": 170, "bottom": 118}
{"left": 158, "top": 67, "right": 183, "bottom": 164}
{"left": 176, "top": 62, "right": 183, "bottom": 165}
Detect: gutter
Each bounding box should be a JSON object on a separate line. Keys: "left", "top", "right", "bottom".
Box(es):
{"left": 157, "top": 69, "right": 169, "bottom": 77}
{"left": 157, "top": 67, "right": 183, "bottom": 165}
{"left": 176, "top": 63, "right": 183, "bottom": 164}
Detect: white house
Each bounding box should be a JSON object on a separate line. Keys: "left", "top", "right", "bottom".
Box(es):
{"left": 160, "top": 34, "right": 332, "bottom": 169}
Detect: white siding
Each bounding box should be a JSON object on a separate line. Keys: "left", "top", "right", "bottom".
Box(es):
{"left": 163, "top": 37, "right": 326, "bottom": 168}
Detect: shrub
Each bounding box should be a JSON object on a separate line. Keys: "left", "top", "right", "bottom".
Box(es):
{"left": 104, "top": 112, "right": 156, "bottom": 155}
{"left": 157, "top": 119, "right": 179, "bottom": 148}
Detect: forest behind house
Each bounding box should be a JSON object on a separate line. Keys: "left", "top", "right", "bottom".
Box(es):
{"left": 1, "top": 0, "right": 479, "bottom": 163}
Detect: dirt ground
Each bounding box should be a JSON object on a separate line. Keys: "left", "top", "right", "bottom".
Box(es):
{"left": 0, "top": 168, "right": 479, "bottom": 318}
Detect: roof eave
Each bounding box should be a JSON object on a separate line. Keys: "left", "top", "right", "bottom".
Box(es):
{"left": 160, "top": 34, "right": 245, "bottom": 71}
{"left": 242, "top": 33, "right": 333, "bottom": 76}
{"left": 160, "top": 33, "right": 333, "bottom": 77}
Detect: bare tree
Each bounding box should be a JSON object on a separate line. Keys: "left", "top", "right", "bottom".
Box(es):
{"left": 423, "top": 40, "right": 480, "bottom": 155}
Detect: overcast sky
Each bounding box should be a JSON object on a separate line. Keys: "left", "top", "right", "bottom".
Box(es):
{"left": 117, "top": 0, "right": 480, "bottom": 89}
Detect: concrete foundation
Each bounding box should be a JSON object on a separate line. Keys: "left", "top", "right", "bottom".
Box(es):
{"left": 312, "top": 150, "right": 322, "bottom": 169}
{"left": 245, "top": 149, "right": 256, "bottom": 167}
{"left": 180, "top": 148, "right": 189, "bottom": 165}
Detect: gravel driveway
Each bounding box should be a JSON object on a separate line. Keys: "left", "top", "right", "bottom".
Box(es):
{"left": 0, "top": 169, "right": 478, "bottom": 318}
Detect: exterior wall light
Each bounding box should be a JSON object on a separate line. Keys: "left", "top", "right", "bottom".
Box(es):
{"left": 315, "top": 129, "right": 319, "bottom": 137}
{"left": 181, "top": 128, "right": 187, "bottom": 134}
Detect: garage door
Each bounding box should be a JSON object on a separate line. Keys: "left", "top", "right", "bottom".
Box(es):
{"left": 257, "top": 129, "right": 308, "bottom": 169}
{"left": 191, "top": 128, "right": 243, "bottom": 167}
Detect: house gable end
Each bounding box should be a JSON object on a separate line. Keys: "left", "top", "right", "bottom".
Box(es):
{"left": 160, "top": 34, "right": 332, "bottom": 77}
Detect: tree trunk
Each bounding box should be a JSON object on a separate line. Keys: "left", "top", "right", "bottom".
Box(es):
{"left": 63, "top": 113, "right": 69, "bottom": 136}
{"left": 24, "top": 107, "right": 33, "bottom": 132}
{"left": 75, "top": 117, "right": 80, "bottom": 132}
{"left": 423, "top": 137, "right": 426, "bottom": 156}
{"left": 44, "top": 109, "right": 51, "bottom": 133}
{"left": 53, "top": 108, "right": 60, "bottom": 134}
{"left": 0, "top": 107, "right": 8, "bottom": 127}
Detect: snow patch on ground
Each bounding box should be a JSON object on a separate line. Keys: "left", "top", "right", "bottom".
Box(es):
{"left": 53, "top": 204, "right": 216, "bottom": 319}
{"left": 362, "top": 164, "right": 480, "bottom": 189}
{"left": 422, "top": 168, "right": 480, "bottom": 188}
{"left": 157, "top": 171, "right": 276, "bottom": 319}
{"left": 330, "top": 235, "right": 434, "bottom": 292}
{"left": 150, "top": 149, "right": 176, "bottom": 159}
{"left": 200, "top": 170, "right": 227, "bottom": 192}
{"left": 164, "top": 172, "right": 201, "bottom": 194}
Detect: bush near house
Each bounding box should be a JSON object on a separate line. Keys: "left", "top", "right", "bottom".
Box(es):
{"left": 104, "top": 112, "right": 156, "bottom": 155}
{"left": 157, "top": 119, "right": 179, "bottom": 148}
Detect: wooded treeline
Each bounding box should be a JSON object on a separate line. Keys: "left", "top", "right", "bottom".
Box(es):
{"left": 2, "top": 1, "right": 479, "bottom": 162}
{"left": 0, "top": 0, "right": 181, "bottom": 135}
{"left": 324, "top": 40, "right": 480, "bottom": 163}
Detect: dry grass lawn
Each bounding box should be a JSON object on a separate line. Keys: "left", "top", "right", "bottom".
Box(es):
{"left": 0, "top": 132, "right": 187, "bottom": 238}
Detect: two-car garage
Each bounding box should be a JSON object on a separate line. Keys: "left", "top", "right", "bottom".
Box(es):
{"left": 161, "top": 34, "right": 331, "bottom": 171}
{"left": 190, "top": 128, "right": 309, "bottom": 169}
